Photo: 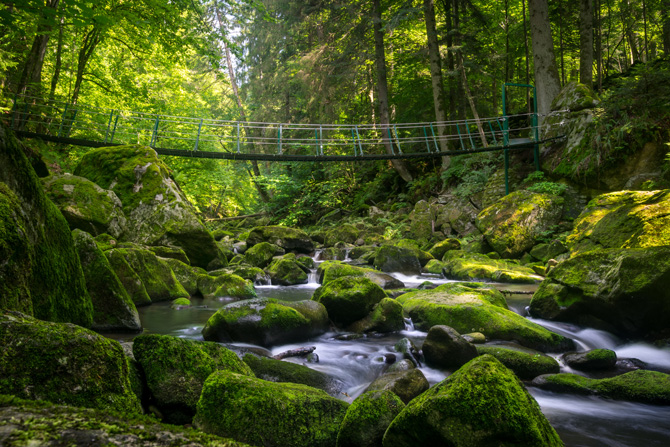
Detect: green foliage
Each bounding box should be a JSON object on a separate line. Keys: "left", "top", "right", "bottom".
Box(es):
{"left": 441, "top": 152, "right": 501, "bottom": 199}
{"left": 522, "top": 171, "right": 568, "bottom": 196}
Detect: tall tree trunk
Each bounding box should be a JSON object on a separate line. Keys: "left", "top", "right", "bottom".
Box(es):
{"left": 505, "top": 0, "right": 510, "bottom": 83}
{"left": 523, "top": 0, "right": 531, "bottom": 111}
{"left": 70, "top": 26, "right": 102, "bottom": 106}
{"left": 663, "top": 7, "right": 670, "bottom": 55}
{"left": 579, "top": 0, "right": 594, "bottom": 88}
{"left": 444, "top": 0, "right": 457, "bottom": 123}
{"left": 642, "top": 0, "right": 648, "bottom": 61}
{"left": 48, "top": 15, "right": 65, "bottom": 103}
{"left": 528, "top": 0, "right": 561, "bottom": 120}
{"left": 458, "top": 53, "right": 488, "bottom": 148}
{"left": 423, "top": 0, "right": 450, "bottom": 168}
{"left": 621, "top": 0, "right": 639, "bottom": 63}
{"left": 596, "top": 0, "right": 603, "bottom": 90}
{"left": 372, "top": 0, "right": 413, "bottom": 183}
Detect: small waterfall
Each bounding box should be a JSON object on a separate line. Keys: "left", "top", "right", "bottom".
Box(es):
{"left": 404, "top": 317, "right": 415, "bottom": 331}
{"left": 233, "top": 247, "right": 238, "bottom": 254}
{"left": 307, "top": 269, "right": 319, "bottom": 284}
{"left": 343, "top": 248, "right": 352, "bottom": 262}
{"left": 313, "top": 249, "right": 323, "bottom": 262}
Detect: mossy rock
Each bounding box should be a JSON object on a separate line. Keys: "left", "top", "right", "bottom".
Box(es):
{"left": 532, "top": 370, "right": 670, "bottom": 404}
{"left": 422, "top": 325, "right": 478, "bottom": 369}
{"left": 318, "top": 246, "right": 347, "bottom": 261}
{"left": 246, "top": 225, "right": 314, "bottom": 254}
{"left": 266, "top": 256, "right": 308, "bottom": 285}
{"left": 313, "top": 276, "right": 387, "bottom": 327}
{"left": 161, "top": 258, "right": 206, "bottom": 296}
{"left": 171, "top": 297, "right": 191, "bottom": 308}
{"left": 373, "top": 245, "right": 422, "bottom": 275}
{"left": 422, "top": 259, "right": 445, "bottom": 274}
{"left": 283, "top": 300, "right": 330, "bottom": 336}
{"left": 442, "top": 250, "right": 543, "bottom": 283}
{"left": 551, "top": 81, "right": 600, "bottom": 112}
{"left": 365, "top": 368, "right": 429, "bottom": 405}
{"left": 317, "top": 261, "right": 404, "bottom": 289}
{"left": 202, "top": 298, "right": 327, "bottom": 347}
{"left": 74, "top": 145, "right": 222, "bottom": 269}
{"left": 528, "top": 246, "right": 670, "bottom": 338}
{"left": 475, "top": 190, "right": 564, "bottom": 259}
{"left": 0, "top": 311, "right": 141, "bottom": 413}
{"left": 567, "top": 190, "right": 670, "bottom": 255}
{"left": 382, "top": 355, "right": 563, "bottom": 447}
{"left": 105, "top": 249, "right": 152, "bottom": 306}
{"left": 194, "top": 371, "right": 348, "bottom": 447}
{"left": 562, "top": 349, "right": 617, "bottom": 371}
{"left": 214, "top": 265, "right": 269, "bottom": 284}
{"left": 72, "top": 229, "right": 141, "bottom": 332}
{"left": 476, "top": 345, "right": 560, "bottom": 380}
{"left": 347, "top": 298, "right": 405, "bottom": 333}
{"left": 148, "top": 245, "right": 190, "bottom": 264}
{"left": 392, "top": 239, "right": 434, "bottom": 267}
{"left": 397, "top": 283, "right": 573, "bottom": 352}
{"left": 324, "top": 224, "right": 359, "bottom": 246}
{"left": 529, "top": 240, "right": 567, "bottom": 263}
{"left": 43, "top": 173, "right": 127, "bottom": 238}
{"left": 133, "top": 334, "right": 253, "bottom": 424}
{"left": 244, "top": 241, "right": 283, "bottom": 268}
{"left": 0, "top": 126, "right": 93, "bottom": 327}
{"left": 197, "top": 273, "right": 256, "bottom": 299}
{"left": 336, "top": 390, "right": 405, "bottom": 447}
{"left": 0, "top": 394, "right": 250, "bottom": 447}
{"left": 428, "top": 237, "right": 462, "bottom": 259}
{"left": 242, "top": 354, "right": 343, "bottom": 395}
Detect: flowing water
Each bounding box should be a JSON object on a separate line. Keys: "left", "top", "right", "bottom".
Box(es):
{"left": 120, "top": 265, "right": 670, "bottom": 446}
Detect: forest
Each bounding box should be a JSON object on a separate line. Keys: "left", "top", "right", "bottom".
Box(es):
{"left": 2, "top": 0, "right": 670, "bottom": 446}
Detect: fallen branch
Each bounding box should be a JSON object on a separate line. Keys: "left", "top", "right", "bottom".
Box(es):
{"left": 206, "top": 212, "right": 267, "bottom": 222}
{"left": 498, "top": 290, "right": 535, "bottom": 295}
{"left": 273, "top": 346, "right": 316, "bottom": 360}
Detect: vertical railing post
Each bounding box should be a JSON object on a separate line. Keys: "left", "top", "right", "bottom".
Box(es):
{"left": 355, "top": 126, "right": 363, "bottom": 155}
{"left": 104, "top": 110, "right": 114, "bottom": 144}
{"left": 429, "top": 123, "right": 439, "bottom": 152}
{"left": 195, "top": 118, "right": 203, "bottom": 151}
{"left": 237, "top": 122, "right": 241, "bottom": 153}
{"left": 315, "top": 128, "right": 319, "bottom": 155}
{"left": 57, "top": 104, "right": 69, "bottom": 137}
{"left": 278, "top": 124, "right": 283, "bottom": 155}
{"left": 110, "top": 113, "right": 120, "bottom": 143}
{"left": 532, "top": 85, "right": 540, "bottom": 171}
{"left": 351, "top": 128, "right": 357, "bottom": 155}
{"left": 319, "top": 125, "right": 323, "bottom": 155}
{"left": 393, "top": 124, "right": 402, "bottom": 154}
{"left": 387, "top": 127, "right": 395, "bottom": 155}
{"left": 150, "top": 116, "right": 160, "bottom": 147}
{"left": 423, "top": 127, "right": 431, "bottom": 152}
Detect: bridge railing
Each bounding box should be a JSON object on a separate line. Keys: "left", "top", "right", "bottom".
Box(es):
{"left": 3, "top": 93, "right": 540, "bottom": 157}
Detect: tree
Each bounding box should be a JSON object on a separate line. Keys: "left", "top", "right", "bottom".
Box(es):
{"left": 580, "top": 0, "right": 594, "bottom": 88}
{"left": 528, "top": 0, "right": 561, "bottom": 117}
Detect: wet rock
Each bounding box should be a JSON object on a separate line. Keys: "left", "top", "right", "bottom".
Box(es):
{"left": 422, "top": 325, "right": 478, "bottom": 369}
{"left": 246, "top": 225, "right": 314, "bottom": 254}
{"left": 476, "top": 345, "right": 560, "bottom": 380}
{"left": 365, "top": 368, "right": 429, "bottom": 404}
{"left": 394, "top": 338, "right": 422, "bottom": 367}
{"left": 442, "top": 250, "right": 543, "bottom": 283}
{"left": 336, "top": 390, "right": 405, "bottom": 447}
{"left": 244, "top": 241, "right": 284, "bottom": 268}
{"left": 148, "top": 245, "right": 190, "bottom": 264}
{"left": 196, "top": 272, "right": 256, "bottom": 299}
{"left": 313, "top": 276, "right": 387, "bottom": 327}
{"left": 529, "top": 240, "right": 567, "bottom": 263}
{"left": 160, "top": 258, "right": 205, "bottom": 296}
{"left": 324, "top": 224, "right": 359, "bottom": 246}
{"left": 347, "top": 298, "right": 405, "bottom": 334}
{"left": 266, "top": 254, "right": 308, "bottom": 285}
{"left": 562, "top": 349, "right": 617, "bottom": 371}
{"left": 422, "top": 259, "right": 444, "bottom": 274}
{"left": 373, "top": 245, "right": 421, "bottom": 275}
{"left": 428, "top": 237, "right": 462, "bottom": 259}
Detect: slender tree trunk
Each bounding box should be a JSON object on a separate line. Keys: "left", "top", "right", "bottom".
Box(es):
{"left": 522, "top": 0, "right": 531, "bottom": 110}
{"left": 580, "top": 0, "right": 594, "bottom": 88}
{"left": 423, "top": 0, "right": 450, "bottom": 168}
{"left": 48, "top": 15, "right": 65, "bottom": 103}
{"left": 70, "top": 27, "right": 102, "bottom": 106}
{"left": 663, "top": 7, "right": 670, "bottom": 55}
{"left": 444, "top": 0, "right": 457, "bottom": 123}
{"left": 558, "top": 0, "right": 566, "bottom": 85}
{"left": 642, "top": 0, "right": 648, "bottom": 61}
{"left": 621, "top": 0, "right": 639, "bottom": 63}
{"left": 505, "top": 0, "right": 510, "bottom": 83}
{"left": 596, "top": 0, "right": 603, "bottom": 90}
{"left": 372, "top": 0, "right": 413, "bottom": 183}
{"left": 458, "top": 53, "right": 488, "bottom": 147}
{"left": 528, "top": 0, "right": 561, "bottom": 120}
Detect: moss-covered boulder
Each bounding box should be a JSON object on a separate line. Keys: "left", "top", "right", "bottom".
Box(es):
{"left": 43, "top": 174, "right": 127, "bottom": 238}
{"left": 408, "top": 199, "right": 453, "bottom": 240}
{"left": 242, "top": 353, "right": 343, "bottom": 395}
{"left": 161, "top": 257, "right": 206, "bottom": 296}
{"left": 148, "top": 245, "right": 190, "bottom": 264}
{"left": 72, "top": 229, "right": 140, "bottom": 332}
{"left": 0, "top": 395, "right": 250, "bottom": 447}
{"left": 312, "top": 276, "right": 387, "bottom": 327}
{"left": 442, "top": 250, "right": 543, "bottom": 283}
{"left": 529, "top": 240, "right": 567, "bottom": 263}
{"left": 476, "top": 345, "right": 560, "bottom": 380}
{"left": 246, "top": 225, "right": 314, "bottom": 254}
{"left": 428, "top": 237, "right": 462, "bottom": 259}
{"left": 423, "top": 259, "right": 445, "bottom": 274}
{"left": 266, "top": 255, "right": 308, "bottom": 285}
{"left": 567, "top": 190, "right": 670, "bottom": 255}
{"left": 202, "top": 298, "right": 327, "bottom": 347}
{"left": 319, "top": 246, "right": 347, "bottom": 261}
{"left": 0, "top": 311, "right": 141, "bottom": 413}
{"left": 244, "top": 241, "right": 283, "bottom": 268}
{"left": 214, "top": 265, "right": 269, "bottom": 285}
{"left": 562, "top": 349, "right": 617, "bottom": 371}
{"left": 0, "top": 126, "right": 93, "bottom": 326}
{"left": 365, "top": 369, "right": 429, "bottom": 405}
{"left": 475, "top": 190, "right": 564, "bottom": 259}
{"left": 132, "top": 334, "right": 253, "bottom": 424}
{"left": 194, "top": 371, "right": 348, "bottom": 447}
{"left": 197, "top": 272, "right": 256, "bottom": 299}
{"left": 532, "top": 370, "right": 670, "bottom": 404}
{"left": 108, "top": 246, "right": 189, "bottom": 303}
{"left": 528, "top": 246, "right": 670, "bottom": 338}
{"left": 347, "top": 298, "right": 405, "bottom": 333}
{"left": 104, "top": 249, "right": 152, "bottom": 306}
{"left": 336, "top": 390, "right": 405, "bottom": 447}
{"left": 317, "top": 261, "right": 404, "bottom": 290}
{"left": 397, "top": 283, "right": 573, "bottom": 352}
{"left": 382, "top": 355, "right": 563, "bottom": 447}
{"left": 422, "top": 325, "right": 478, "bottom": 369}
{"left": 324, "top": 224, "right": 359, "bottom": 246}
{"left": 373, "top": 245, "right": 421, "bottom": 275}
{"left": 74, "top": 145, "right": 221, "bottom": 269}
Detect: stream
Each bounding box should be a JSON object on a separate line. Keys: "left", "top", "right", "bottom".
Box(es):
{"left": 113, "top": 264, "right": 670, "bottom": 446}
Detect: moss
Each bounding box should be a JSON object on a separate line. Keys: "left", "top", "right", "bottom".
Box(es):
{"left": 162, "top": 257, "right": 205, "bottom": 296}
{"left": 536, "top": 370, "right": 670, "bottom": 404}
{"left": 562, "top": 349, "right": 617, "bottom": 370}
{"left": 422, "top": 259, "right": 444, "bottom": 274}
{"left": 244, "top": 241, "right": 281, "bottom": 268}
{"left": 0, "top": 394, "right": 248, "bottom": 446}
{"left": 243, "top": 354, "right": 342, "bottom": 395}
{"left": 476, "top": 345, "right": 560, "bottom": 380}
{"left": 397, "top": 283, "right": 573, "bottom": 352}
{"left": 347, "top": 298, "right": 405, "bottom": 333}
{"left": 382, "top": 355, "right": 563, "bottom": 447}
{"left": 428, "top": 238, "right": 462, "bottom": 259}
{"left": 149, "top": 245, "right": 190, "bottom": 264}
{"left": 0, "top": 311, "right": 141, "bottom": 413}
{"left": 442, "top": 250, "right": 543, "bottom": 283}
{"left": 194, "top": 371, "right": 348, "bottom": 447}
{"left": 365, "top": 369, "right": 429, "bottom": 405}
{"left": 133, "top": 334, "right": 253, "bottom": 424}
{"left": 171, "top": 297, "right": 191, "bottom": 307}
{"left": 336, "top": 390, "right": 405, "bottom": 447}
{"left": 266, "top": 256, "right": 309, "bottom": 285}
{"left": 197, "top": 273, "right": 256, "bottom": 299}
{"left": 246, "top": 225, "right": 314, "bottom": 253}
{"left": 105, "top": 249, "right": 153, "bottom": 306}
{"left": 324, "top": 224, "right": 359, "bottom": 246}
{"left": 313, "top": 276, "right": 387, "bottom": 327}
{"left": 373, "top": 245, "right": 422, "bottom": 275}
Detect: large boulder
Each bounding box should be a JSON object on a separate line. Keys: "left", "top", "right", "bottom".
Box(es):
{"left": 161, "top": 257, "right": 206, "bottom": 296}
{"left": 317, "top": 261, "right": 405, "bottom": 289}
{"left": 529, "top": 246, "right": 670, "bottom": 338}
{"left": 562, "top": 349, "right": 617, "bottom": 371}
{"left": 246, "top": 225, "right": 314, "bottom": 254}
{"left": 43, "top": 174, "right": 127, "bottom": 238}
{"left": 72, "top": 229, "right": 141, "bottom": 332}
{"left": 201, "top": 298, "right": 328, "bottom": 347}
{"left": 194, "top": 371, "right": 348, "bottom": 447}
{"left": 0, "top": 125, "right": 93, "bottom": 326}
{"left": 266, "top": 254, "right": 308, "bottom": 285}
{"left": 365, "top": 369, "right": 430, "bottom": 404}
{"left": 73, "top": 145, "right": 222, "bottom": 269}
{"left": 382, "top": 355, "right": 563, "bottom": 446}
{"left": 428, "top": 237, "right": 462, "bottom": 259}
{"left": 244, "top": 241, "right": 283, "bottom": 268}
{"left": 422, "top": 325, "right": 478, "bottom": 369}
{"left": 347, "top": 298, "right": 405, "bottom": 333}
{"left": 475, "top": 190, "right": 564, "bottom": 259}
{"left": 0, "top": 311, "right": 141, "bottom": 413}
{"left": 132, "top": 334, "right": 253, "bottom": 424}
{"left": 324, "top": 224, "right": 359, "bottom": 246}
{"left": 566, "top": 190, "right": 670, "bottom": 255}
{"left": 336, "top": 390, "right": 405, "bottom": 447}
{"left": 373, "top": 245, "right": 421, "bottom": 275}
{"left": 397, "top": 283, "right": 573, "bottom": 352}
{"left": 312, "top": 276, "right": 387, "bottom": 327}
{"left": 104, "top": 249, "right": 152, "bottom": 306}
{"left": 442, "top": 250, "right": 544, "bottom": 283}
{"left": 476, "top": 345, "right": 560, "bottom": 380}
{"left": 196, "top": 273, "right": 257, "bottom": 299}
